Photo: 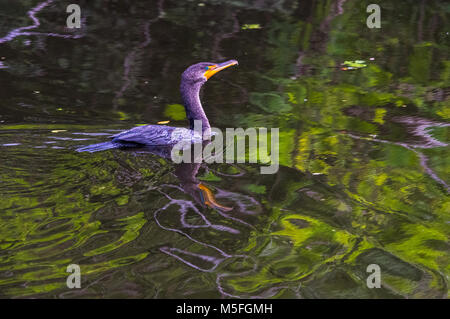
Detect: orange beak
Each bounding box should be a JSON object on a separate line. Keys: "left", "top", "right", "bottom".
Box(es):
{"left": 203, "top": 59, "right": 238, "bottom": 80}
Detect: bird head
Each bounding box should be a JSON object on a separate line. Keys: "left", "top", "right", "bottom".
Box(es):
{"left": 181, "top": 59, "right": 238, "bottom": 84}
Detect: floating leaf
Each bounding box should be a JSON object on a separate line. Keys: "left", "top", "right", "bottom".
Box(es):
{"left": 342, "top": 60, "right": 367, "bottom": 69}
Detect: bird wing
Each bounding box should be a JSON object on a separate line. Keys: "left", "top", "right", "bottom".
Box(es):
{"left": 111, "top": 125, "right": 198, "bottom": 146}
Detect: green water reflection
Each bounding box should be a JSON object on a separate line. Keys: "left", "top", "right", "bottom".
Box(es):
{"left": 0, "top": 0, "right": 448, "bottom": 298}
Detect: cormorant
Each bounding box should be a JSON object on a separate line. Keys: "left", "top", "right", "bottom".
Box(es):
{"left": 76, "top": 60, "right": 238, "bottom": 152}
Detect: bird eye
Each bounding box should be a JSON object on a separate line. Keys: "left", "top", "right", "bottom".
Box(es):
{"left": 205, "top": 66, "right": 209, "bottom": 70}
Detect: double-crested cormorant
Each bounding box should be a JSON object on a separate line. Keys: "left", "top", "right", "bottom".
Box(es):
{"left": 77, "top": 60, "right": 238, "bottom": 152}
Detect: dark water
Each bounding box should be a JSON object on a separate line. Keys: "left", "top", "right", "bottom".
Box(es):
{"left": 0, "top": 0, "right": 449, "bottom": 298}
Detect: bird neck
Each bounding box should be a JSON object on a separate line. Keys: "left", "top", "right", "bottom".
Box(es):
{"left": 180, "top": 80, "right": 210, "bottom": 132}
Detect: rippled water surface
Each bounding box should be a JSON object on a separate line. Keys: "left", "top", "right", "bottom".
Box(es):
{"left": 0, "top": 0, "right": 449, "bottom": 298}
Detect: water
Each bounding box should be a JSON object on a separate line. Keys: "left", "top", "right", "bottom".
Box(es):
{"left": 0, "top": 0, "right": 448, "bottom": 298}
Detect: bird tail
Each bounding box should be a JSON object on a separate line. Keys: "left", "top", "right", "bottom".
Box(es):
{"left": 76, "top": 142, "right": 118, "bottom": 153}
